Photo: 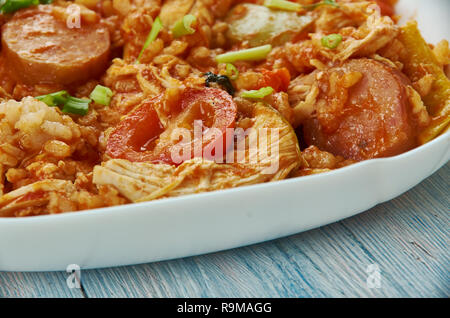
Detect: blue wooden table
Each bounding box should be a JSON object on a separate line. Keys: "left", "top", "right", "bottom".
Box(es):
{"left": 0, "top": 164, "right": 448, "bottom": 298}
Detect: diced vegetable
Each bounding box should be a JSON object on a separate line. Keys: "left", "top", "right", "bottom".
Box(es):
{"left": 136, "top": 17, "right": 163, "bottom": 63}
{"left": 90, "top": 85, "right": 113, "bottom": 106}
{"left": 36, "top": 90, "right": 91, "bottom": 115}
{"left": 1, "top": 0, "right": 38, "bottom": 13}
{"left": 62, "top": 97, "right": 91, "bottom": 116}
{"left": 241, "top": 87, "right": 274, "bottom": 99}
{"left": 397, "top": 21, "right": 450, "bottom": 143}
{"left": 106, "top": 88, "right": 237, "bottom": 165}
{"left": 216, "top": 45, "right": 272, "bottom": 64}
{"left": 257, "top": 68, "right": 291, "bottom": 92}
{"left": 36, "top": 90, "right": 69, "bottom": 107}
{"left": 172, "top": 14, "right": 197, "bottom": 38}
{"left": 264, "top": 0, "right": 301, "bottom": 12}
{"left": 321, "top": 34, "right": 343, "bottom": 49}
{"left": 303, "top": 0, "right": 339, "bottom": 11}
{"left": 418, "top": 115, "right": 450, "bottom": 145}
{"left": 226, "top": 4, "right": 313, "bottom": 47}
{"left": 225, "top": 63, "right": 239, "bottom": 80}
{"left": 375, "top": 0, "right": 394, "bottom": 16}
{"left": 0, "top": 0, "right": 51, "bottom": 14}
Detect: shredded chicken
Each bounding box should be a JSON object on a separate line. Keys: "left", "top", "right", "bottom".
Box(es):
{"left": 93, "top": 101, "right": 302, "bottom": 202}
{"left": 0, "top": 0, "right": 446, "bottom": 217}
{"left": 313, "top": 4, "right": 398, "bottom": 62}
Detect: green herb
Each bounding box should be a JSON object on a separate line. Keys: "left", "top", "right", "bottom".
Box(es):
{"left": 216, "top": 45, "right": 272, "bottom": 64}
{"left": 90, "top": 85, "right": 113, "bottom": 106}
{"left": 36, "top": 90, "right": 69, "bottom": 107}
{"left": 303, "top": 0, "right": 339, "bottom": 11}
{"left": 204, "top": 72, "right": 235, "bottom": 96}
{"left": 62, "top": 97, "right": 91, "bottom": 116}
{"left": 241, "top": 87, "right": 274, "bottom": 99}
{"left": 136, "top": 16, "right": 163, "bottom": 63}
{"left": 321, "top": 33, "right": 343, "bottom": 49}
{"left": 264, "top": 0, "right": 301, "bottom": 12}
{"left": 36, "top": 90, "right": 91, "bottom": 115}
{"left": 1, "top": 0, "right": 37, "bottom": 13}
{"left": 225, "top": 63, "right": 239, "bottom": 80}
{"left": 0, "top": 0, "right": 52, "bottom": 14}
{"left": 172, "top": 14, "right": 197, "bottom": 38}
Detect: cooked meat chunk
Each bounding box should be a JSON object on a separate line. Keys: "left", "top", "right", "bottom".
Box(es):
{"left": 303, "top": 58, "right": 417, "bottom": 161}
{"left": 1, "top": 5, "right": 110, "bottom": 85}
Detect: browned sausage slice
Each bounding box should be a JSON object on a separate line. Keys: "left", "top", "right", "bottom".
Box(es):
{"left": 1, "top": 5, "right": 110, "bottom": 85}
{"left": 303, "top": 58, "right": 416, "bottom": 161}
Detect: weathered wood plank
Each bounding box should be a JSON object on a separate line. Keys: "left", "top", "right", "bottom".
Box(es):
{"left": 78, "top": 164, "right": 449, "bottom": 298}
{"left": 1, "top": 164, "right": 447, "bottom": 298}
{"left": 0, "top": 271, "right": 85, "bottom": 298}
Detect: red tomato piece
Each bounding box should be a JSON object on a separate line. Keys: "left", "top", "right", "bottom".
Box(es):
{"left": 106, "top": 96, "right": 165, "bottom": 162}
{"left": 106, "top": 88, "right": 237, "bottom": 165}
{"left": 375, "top": 0, "right": 395, "bottom": 16}
{"left": 256, "top": 68, "right": 291, "bottom": 92}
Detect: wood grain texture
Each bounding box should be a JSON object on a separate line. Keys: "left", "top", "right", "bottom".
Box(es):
{"left": 0, "top": 164, "right": 448, "bottom": 298}
{"left": 0, "top": 272, "right": 84, "bottom": 298}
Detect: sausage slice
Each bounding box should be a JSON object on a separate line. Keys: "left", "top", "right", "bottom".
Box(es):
{"left": 303, "top": 58, "right": 416, "bottom": 161}
{"left": 1, "top": 5, "right": 110, "bottom": 85}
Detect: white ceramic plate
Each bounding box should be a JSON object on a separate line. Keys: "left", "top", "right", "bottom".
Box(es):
{"left": 0, "top": 0, "right": 449, "bottom": 271}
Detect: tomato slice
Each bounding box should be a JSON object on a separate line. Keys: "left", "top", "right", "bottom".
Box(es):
{"left": 106, "top": 88, "right": 237, "bottom": 165}
{"left": 375, "top": 0, "right": 395, "bottom": 16}
{"left": 253, "top": 68, "right": 291, "bottom": 92}
{"left": 106, "top": 95, "right": 165, "bottom": 162}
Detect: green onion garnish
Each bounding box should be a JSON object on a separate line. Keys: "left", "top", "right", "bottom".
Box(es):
{"left": 36, "top": 91, "right": 91, "bottom": 115}
{"left": 0, "top": 0, "right": 51, "bottom": 14}
{"left": 303, "top": 0, "right": 339, "bottom": 11}
{"left": 321, "top": 33, "right": 343, "bottom": 49}
{"left": 241, "top": 87, "right": 274, "bottom": 99}
{"left": 90, "top": 85, "right": 113, "bottom": 106}
{"left": 136, "top": 16, "right": 163, "bottom": 64}
{"left": 36, "top": 90, "right": 68, "bottom": 107}
{"left": 62, "top": 97, "right": 91, "bottom": 116}
{"left": 264, "top": 0, "right": 301, "bottom": 12}
{"left": 216, "top": 45, "right": 272, "bottom": 64}
{"left": 225, "top": 63, "right": 239, "bottom": 80}
{"left": 172, "top": 14, "right": 197, "bottom": 38}
{"left": 1, "top": 0, "right": 38, "bottom": 13}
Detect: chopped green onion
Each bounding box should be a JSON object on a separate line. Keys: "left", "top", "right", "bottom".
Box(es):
{"left": 35, "top": 94, "right": 54, "bottom": 106}
{"left": 303, "top": 0, "right": 339, "bottom": 11}
{"left": 172, "top": 14, "right": 197, "bottom": 38}
{"left": 62, "top": 97, "right": 91, "bottom": 116}
{"left": 90, "top": 85, "right": 113, "bottom": 106}
{"left": 36, "top": 90, "right": 91, "bottom": 115}
{"left": 36, "top": 90, "right": 68, "bottom": 107}
{"left": 1, "top": 0, "right": 38, "bottom": 14}
{"left": 216, "top": 45, "right": 272, "bottom": 64}
{"left": 241, "top": 87, "right": 274, "bottom": 99}
{"left": 136, "top": 16, "right": 163, "bottom": 64}
{"left": 321, "top": 33, "right": 342, "bottom": 49}
{"left": 225, "top": 63, "right": 239, "bottom": 80}
{"left": 264, "top": 0, "right": 301, "bottom": 12}
{"left": 0, "top": 0, "right": 51, "bottom": 14}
